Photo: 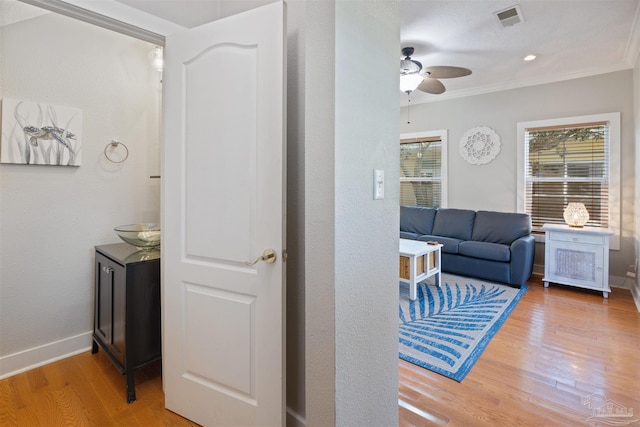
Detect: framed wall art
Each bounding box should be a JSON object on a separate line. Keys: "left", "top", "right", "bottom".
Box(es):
{"left": 459, "top": 126, "right": 500, "bottom": 165}
{"left": 1, "top": 98, "right": 83, "bottom": 166}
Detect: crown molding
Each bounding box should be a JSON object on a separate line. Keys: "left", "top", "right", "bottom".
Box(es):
{"left": 18, "top": 0, "right": 184, "bottom": 45}
{"left": 624, "top": 0, "right": 640, "bottom": 67}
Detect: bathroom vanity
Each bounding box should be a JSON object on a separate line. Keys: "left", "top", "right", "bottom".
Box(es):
{"left": 91, "top": 243, "right": 161, "bottom": 403}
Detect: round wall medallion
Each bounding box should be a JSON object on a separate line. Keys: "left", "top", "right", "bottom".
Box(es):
{"left": 459, "top": 126, "right": 501, "bottom": 165}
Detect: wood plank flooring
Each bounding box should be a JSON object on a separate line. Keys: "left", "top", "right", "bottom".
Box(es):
{"left": 0, "top": 350, "right": 197, "bottom": 426}
{"left": 1, "top": 275, "right": 638, "bottom": 426}
{"left": 399, "top": 276, "right": 640, "bottom": 426}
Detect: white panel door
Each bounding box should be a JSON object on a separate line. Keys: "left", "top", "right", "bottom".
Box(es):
{"left": 162, "top": 2, "right": 286, "bottom": 425}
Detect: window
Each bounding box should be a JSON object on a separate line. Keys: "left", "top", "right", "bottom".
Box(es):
{"left": 400, "top": 130, "right": 448, "bottom": 208}
{"left": 517, "top": 113, "right": 620, "bottom": 248}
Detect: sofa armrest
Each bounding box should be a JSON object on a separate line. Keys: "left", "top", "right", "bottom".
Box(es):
{"left": 510, "top": 235, "right": 535, "bottom": 287}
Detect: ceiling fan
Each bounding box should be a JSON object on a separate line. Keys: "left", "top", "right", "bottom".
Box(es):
{"left": 400, "top": 47, "right": 472, "bottom": 95}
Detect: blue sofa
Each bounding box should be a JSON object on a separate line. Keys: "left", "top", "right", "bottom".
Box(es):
{"left": 400, "top": 206, "right": 535, "bottom": 287}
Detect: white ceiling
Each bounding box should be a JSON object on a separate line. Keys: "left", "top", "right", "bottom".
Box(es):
{"left": 401, "top": 0, "right": 640, "bottom": 103}
{"left": 5, "top": 0, "right": 640, "bottom": 105}
{"left": 113, "top": 0, "right": 640, "bottom": 104}
{"left": 113, "top": 0, "right": 274, "bottom": 28}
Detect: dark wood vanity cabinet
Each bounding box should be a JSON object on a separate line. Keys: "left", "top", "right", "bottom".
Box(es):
{"left": 91, "top": 243, "right": 161, "bottom": 403}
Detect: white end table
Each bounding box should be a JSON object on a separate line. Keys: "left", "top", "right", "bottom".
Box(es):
{"left": 542, "top": 223, "right": 613, "bottom": 298}
{"left": 399, "top": 239, "right": 443, "bottom": 300}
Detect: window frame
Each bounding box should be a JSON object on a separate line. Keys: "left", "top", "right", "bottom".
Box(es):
{"left": 516, "top": 113, "right": 620, "bottom": 250}
{"left": 400, "top": 129, "right": 448, "bottom": 208}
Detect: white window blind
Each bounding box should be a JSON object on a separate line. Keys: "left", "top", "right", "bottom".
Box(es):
{"left": 400, "top": 136, "right": 442, "bottom": 208}
{"left": 524, "top": 122, "right": 609, "bottom": 229}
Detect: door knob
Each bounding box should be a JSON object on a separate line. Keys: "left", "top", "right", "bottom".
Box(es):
{"left": 246, "top": 249, "right": 277, "bottom": 266}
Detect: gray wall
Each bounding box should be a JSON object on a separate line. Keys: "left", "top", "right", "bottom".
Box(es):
{"left": 334, "top": 1, "right": 399, "bottom": 426}
{"left": 634, "top": 60, "right": 640, "bottom": 305}
{"left": 304, "top": 1, "right": 400, "bottom": 426}
{"left": 400, "top": 70, "right": 636, "bottom": 283}
{"left": 285, "top": 0, "right": 306, "bottom": 424}
{"left": 0, "top": 0, "right": 399, "bottom": 426}
{"left": 303, "top": 0, "right": 336, "bottom": 424}
{"left": 0, "top": 13, "right": 160, "bottom": 375}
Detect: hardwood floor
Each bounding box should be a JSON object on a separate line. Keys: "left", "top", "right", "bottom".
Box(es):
{"left": 399, "top": 275, "right": 640, "bottom": 426}
{"left": 0, "top": 350, "right": 197, "bottom": 426}
{"left": 1, "top": 276, "right": 638, "bottom": 426}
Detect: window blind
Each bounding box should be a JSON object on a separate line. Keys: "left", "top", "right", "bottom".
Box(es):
{"left": 524, "top": 122, "right": 609, "bottom": 229}
{"left": 400, "top": 137, "right": 442, "bottom": 208}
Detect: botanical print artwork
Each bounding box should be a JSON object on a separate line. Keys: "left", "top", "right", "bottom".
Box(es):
{"left": 1, "top": 98, "right": 82, "bottom": 166}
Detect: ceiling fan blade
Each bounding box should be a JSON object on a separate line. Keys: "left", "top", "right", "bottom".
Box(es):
{"left": 417, "top": 77, "right": 446, "bottom": 94}
{"left": 423, "top": 66, "right": 472, "bottom": 79}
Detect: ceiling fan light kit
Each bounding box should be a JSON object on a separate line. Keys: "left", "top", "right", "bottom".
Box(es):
{"left": 401, "top": 58, "right": 421, "bottom": 74}
{"left": 399, "top": 47, "right": 472, "bottom": 95}
{"left": 400, "top": 73, "right": 423, "bottom": 93}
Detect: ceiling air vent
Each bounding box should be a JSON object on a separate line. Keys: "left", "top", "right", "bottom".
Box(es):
{"left": 494, "top": 5, "right": 524, "bottom": 28}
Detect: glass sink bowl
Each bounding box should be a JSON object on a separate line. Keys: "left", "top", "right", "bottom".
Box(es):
{"left": 114, "top": 223, "right": 161, "bottom": 250}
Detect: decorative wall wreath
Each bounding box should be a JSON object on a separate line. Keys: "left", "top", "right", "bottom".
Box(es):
{"left": 459, "top": 126, "right": 501, "bottom": 165}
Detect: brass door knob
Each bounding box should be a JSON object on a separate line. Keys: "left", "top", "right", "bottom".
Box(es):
{"left": 246, "top": 249, "right": 277, "bottom": 266}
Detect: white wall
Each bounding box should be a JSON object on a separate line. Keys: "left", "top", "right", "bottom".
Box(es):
{"left": 400, "top": 71, "right": 636, "bottom": 283}
{"left": 0, "top": 13, "right": 160, "bottom": 377}
{"left": 305, "top": 1, "right": 400, "bottom": 426}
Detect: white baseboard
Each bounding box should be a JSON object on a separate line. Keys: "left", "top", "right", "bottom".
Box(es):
{"left": 610, "top": 275, "right": 632, "bottom": 289}
{"left": 286, "top": 406, "right": 306, "bottom": 427}
{"left": 532, "top": 263, "right": 544, "bottom": 276}
{"left": 631, "top": 281, "right": 640, "bottom": 312}
{"left": 0, "top": 331, "right": 93, "bottom": 380}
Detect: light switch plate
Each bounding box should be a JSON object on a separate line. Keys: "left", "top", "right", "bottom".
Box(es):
{"left": 374, "top": 169, "right": 384, "bottom": 200}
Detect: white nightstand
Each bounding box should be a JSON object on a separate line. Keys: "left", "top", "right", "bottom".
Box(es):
{"left": 542, "top": 224, "right": 613, "bottom": 298}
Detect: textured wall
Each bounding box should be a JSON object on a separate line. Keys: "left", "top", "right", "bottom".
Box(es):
{"left": 334, "top": 1, "right": 400, "bottom": 425}
{"left": 400, "top": 71, "right": 636, "bottom": 283}
{"left": 303, "top": 1, "right": 400, "bottom": 426}
{"left": 0, "top": 13, "right": 160, "bottom": 373}
{"left": 303, "top": 1, "right": 337, "bottom": 424}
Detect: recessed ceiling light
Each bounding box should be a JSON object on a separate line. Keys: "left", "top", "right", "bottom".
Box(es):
{"left": 524, "top": 54, "right": 537, "bottom": 61}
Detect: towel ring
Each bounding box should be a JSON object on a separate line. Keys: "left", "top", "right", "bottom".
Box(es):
{"left": 104, "top": 140, "right": 129, "bottom": 164}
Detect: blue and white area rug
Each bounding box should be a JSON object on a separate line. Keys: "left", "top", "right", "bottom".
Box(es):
{"left": 399, "top": 274, "right": 527, "bottom": 382}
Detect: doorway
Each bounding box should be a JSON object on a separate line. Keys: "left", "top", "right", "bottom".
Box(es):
{"left": 0, "top": 0, "right": 161, "bottom": 379}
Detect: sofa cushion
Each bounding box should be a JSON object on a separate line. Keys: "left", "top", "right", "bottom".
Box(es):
{"left": 471, "top": 211, "right": 531, "bottom": 245}
{"left": 459, "top": 241, "right": 511, "bottom": 262}
{"left": 400, "top": 206, "right": 437, "bottom": 236}
{"left": 417, "top": 235, "right": 463, "bottom": 254}
{"left": 432, "top": 208, "right": 476, "bottom": 240}
{"left": 400, "top": 231, "right": 420, "bottom": 240}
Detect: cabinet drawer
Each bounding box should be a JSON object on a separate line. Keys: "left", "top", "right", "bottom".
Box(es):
{"left": 548, "top": 231, "right": 604, "bottom": 245}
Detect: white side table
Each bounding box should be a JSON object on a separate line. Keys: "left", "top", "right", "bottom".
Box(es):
{"left": 399, "top": 239, "right": 443, "bottom": 301}
{"left": 542, "top": 224, "right": 613, "bottom": 298}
